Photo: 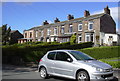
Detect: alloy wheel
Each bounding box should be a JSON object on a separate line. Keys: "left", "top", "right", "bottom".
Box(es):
{"left": 77, "top": 71, "right": 90, "bottom": 81}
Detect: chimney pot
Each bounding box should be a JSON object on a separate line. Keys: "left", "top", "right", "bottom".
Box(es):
{"left": 84, "top": 10, "right": 90, "bottom": 17}
{"left": 54, "top": 17, "right": 60, "bottom": 23}
{"left": 67, "top": 14, "right": 74, "bottom": 20}
{"left": 104, "top": 5, "right": 110, "bottom": 15}
{"left": 43, "top": 20, "right": 49, "bottom": 25}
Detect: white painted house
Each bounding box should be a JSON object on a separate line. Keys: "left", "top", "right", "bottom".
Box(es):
{"left": 100, "top": 32, "right": 120, "bottom": 46}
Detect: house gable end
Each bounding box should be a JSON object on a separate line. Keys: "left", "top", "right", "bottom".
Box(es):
{"left": 100, "top": 14, "right": 116, "bottom": 34}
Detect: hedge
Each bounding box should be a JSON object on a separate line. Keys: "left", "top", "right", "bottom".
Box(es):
{"left": 2, "top": 42, "right": 93, "bottom": 65}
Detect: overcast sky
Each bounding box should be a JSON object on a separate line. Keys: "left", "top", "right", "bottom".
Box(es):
{"left": 2, "top": 2, "right": 119, "bottom": 33}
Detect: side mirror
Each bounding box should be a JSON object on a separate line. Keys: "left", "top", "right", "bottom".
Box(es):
{"left": 67, "top": 58, "right": 73, "bottom": 62}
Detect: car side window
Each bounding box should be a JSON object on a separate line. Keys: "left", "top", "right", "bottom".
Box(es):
{"left": 56, "top": 52, "right": 71, "bottom": 61}
{"left": 47, "top": 52, "right": 56, "bottom": 60}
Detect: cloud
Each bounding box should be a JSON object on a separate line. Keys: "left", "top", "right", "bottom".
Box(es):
{"left": 92, "top": 7, "right": 119, "bottom": 22}
{"left": 48, "top": 20, "right": 53, "bottom": 24}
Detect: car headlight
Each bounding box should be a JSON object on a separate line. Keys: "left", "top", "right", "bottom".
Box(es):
{"left": 96, "top": 67, "right": 104, "bottom": 72}
{"left": 92, "top": 66, "right": 104, "bottom": 72}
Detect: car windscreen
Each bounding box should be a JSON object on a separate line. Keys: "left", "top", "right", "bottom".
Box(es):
{"left": 68, "top": 51, "right": 94, "bottom": 60}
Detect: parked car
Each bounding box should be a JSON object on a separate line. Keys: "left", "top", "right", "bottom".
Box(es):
{"left": 38, "top": 50, "right": 114, "bottom": 81}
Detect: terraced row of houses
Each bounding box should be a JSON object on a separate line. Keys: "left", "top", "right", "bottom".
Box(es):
{"left": 18, "top": 6, "right": 119, "bottom": 46}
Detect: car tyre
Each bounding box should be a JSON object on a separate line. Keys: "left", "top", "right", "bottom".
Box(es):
{"left": 39, "top": 67, "right": 48, "bottom": 79}
{"left": 77, "top": 71, "right": 90, "bottom": 81}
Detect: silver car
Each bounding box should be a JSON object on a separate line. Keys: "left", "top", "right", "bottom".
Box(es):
{"left": 38, "top": 50, "right": 114, "bottom": 81}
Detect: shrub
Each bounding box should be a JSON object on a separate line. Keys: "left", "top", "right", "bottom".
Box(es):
{"left": 2, "top": 42, "right": 93, "bottom": 65}
{"left": 35, "top": 41, "right": 43, "bottom": 44}
{"left": 70, "top": 34, "right": 76, "bottom": 45}
{"left": 60, "top": 42, "right": 70, "bottom": 45}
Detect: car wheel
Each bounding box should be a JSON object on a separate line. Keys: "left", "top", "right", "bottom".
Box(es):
{"left": 39, "top": 67, "right": 48, "bottom": 79}
{"left": 77, "top": 71, "right": 90, "bottom": 81}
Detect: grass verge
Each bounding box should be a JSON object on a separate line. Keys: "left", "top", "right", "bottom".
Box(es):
{"left": 99, "top": 57, "right": 120, "bottom": 68}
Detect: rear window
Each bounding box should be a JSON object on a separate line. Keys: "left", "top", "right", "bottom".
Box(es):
{"left": 47, "top": 52, "right": 56, "bottom": 60}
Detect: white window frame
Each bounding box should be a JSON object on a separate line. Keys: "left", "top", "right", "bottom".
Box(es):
{"left": 29, "top": 32, "right": 32, "bottom": 38}
{"left": 85, "top": 33, "right": 94, "bottom": 42}
{"left": 54, "top": 28, "right": 58, "bottom": 35}
{"left": 88, "top": 21, "right": 93, "bottom": 30}
{"left": 47, "top": 28, "right": 50, "bottom": 35}
{"left": 78, "top": 35, "right": 82, "bottom": 43}
{"left": 78, "top": 24, "right": 82, "bottom": 31}
{"left": 41, "top": 30, "right": 44, "bottom": 37}
{"left": 69, "top": 25, "right": 73, "bottom": 33}
{"left": 85, "top": 34, "right": 90, "bottom": 42}
{"left": 61, "top": 26, "right": 64, "bottom": 34}
{"left": 24, "top": 33, "right": 27, "bottom": 38}
{"left": 35, "top": 31, "right": 38, "bottom": 37}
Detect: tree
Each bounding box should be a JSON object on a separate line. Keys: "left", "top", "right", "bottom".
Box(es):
{"left": 70, "top": 34, "right": 76, "bottom": 45}
{"left": 0, "top": 24, "right": 11, "bottom": 45}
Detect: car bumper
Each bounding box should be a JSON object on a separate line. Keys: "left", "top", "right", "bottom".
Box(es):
{"left": 90, "top": 71, "right": 114, "bottom": 81}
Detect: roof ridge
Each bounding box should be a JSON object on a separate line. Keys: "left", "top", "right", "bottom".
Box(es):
{"left": 26, "top": 13, "right": 105, "bottom": 30}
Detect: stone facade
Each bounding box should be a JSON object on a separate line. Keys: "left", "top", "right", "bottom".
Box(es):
{"left": 19, "top": 6, "right": 116, "bottom": 45}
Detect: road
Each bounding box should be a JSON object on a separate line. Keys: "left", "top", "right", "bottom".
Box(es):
{"left": 2, "top": 64, "right": 120, "bottom": 81}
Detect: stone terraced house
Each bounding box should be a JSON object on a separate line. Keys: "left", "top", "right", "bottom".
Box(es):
{"left": 18, "top": 6, "right": 119, "bottom": 46}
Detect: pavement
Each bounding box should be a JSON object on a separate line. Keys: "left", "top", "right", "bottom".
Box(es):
{"left": 1, "top": 64, "right": 120, "bottom": 81}
{"left": 2, "top": 64, "right": 37, "bottom": 72}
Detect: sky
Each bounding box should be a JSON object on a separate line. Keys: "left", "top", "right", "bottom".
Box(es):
{"left": 1, "top": 2, "right": 119, "bottom": 33}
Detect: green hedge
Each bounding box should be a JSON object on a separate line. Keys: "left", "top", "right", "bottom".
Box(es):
{"left": 2, "top": 42, "right": 93, "bottom": 65}
{"left": 77, "top": 46, "right": 119, "bottom": 59}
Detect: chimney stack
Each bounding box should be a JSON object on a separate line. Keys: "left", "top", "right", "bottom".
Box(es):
{"left": 67, "top": 14, "right": 74, "bottom": 20}
{"left": 43, "top": 20, "right": 49, "bottom": 25}
{"left": 84, "top": 10, "right": 90, "bottom": 17}
{"left": 54, "top": 17, "right": 60, "bottom": 23}
{"left": 104, "top": 5, "right": 110, "bottom": 15}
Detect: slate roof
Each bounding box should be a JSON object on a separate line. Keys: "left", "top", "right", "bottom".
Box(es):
{"left": 10, "top": 30, "right": 18, "bottom": 33}
{"left": 26, "top": 13, "right": 105, "bottom": 31}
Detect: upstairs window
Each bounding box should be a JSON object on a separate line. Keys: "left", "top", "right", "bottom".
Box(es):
{"left": 29, "top": 32, "right": 32, "bottom": 38}
{"left": 36, "top": 31, "right": 38, "bottom": 37}
{"left": 69, "top": 25, "right": 73, "bottom": 33}
{"left": 88, "top": 21, "right": 93, "bottom": 30}
{"left": 61, "top": 26, "right": 64, "bottom": 34}
{"left": 41, "top": 30, "right": 44, "bottom": 37}
{"left": 47, "top": 28, "right": 51, "bottom": 35}
{"left": 78, "top": 23, "right": 82, "bottom": 31}
{"left": 54, "top": 28, "right": 58, "bottom": 35}
{"left": 25, "top": 33, "right": 27, "bottom": 38}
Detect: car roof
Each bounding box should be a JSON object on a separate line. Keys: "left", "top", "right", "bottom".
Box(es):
{"left": 48, "top": 50, "right": 76, "bottom": 52}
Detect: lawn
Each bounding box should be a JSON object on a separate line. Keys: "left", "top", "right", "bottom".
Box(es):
{"left": 99, "top": 57, "right": 120, "bottom": 68}
{"left": 77, "top": 46, "right": 119, "bottom": 59}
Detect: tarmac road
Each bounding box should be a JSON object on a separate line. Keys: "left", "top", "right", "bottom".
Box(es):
{"left": 2, "top": 64, "right": 120, "bottom": 81}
